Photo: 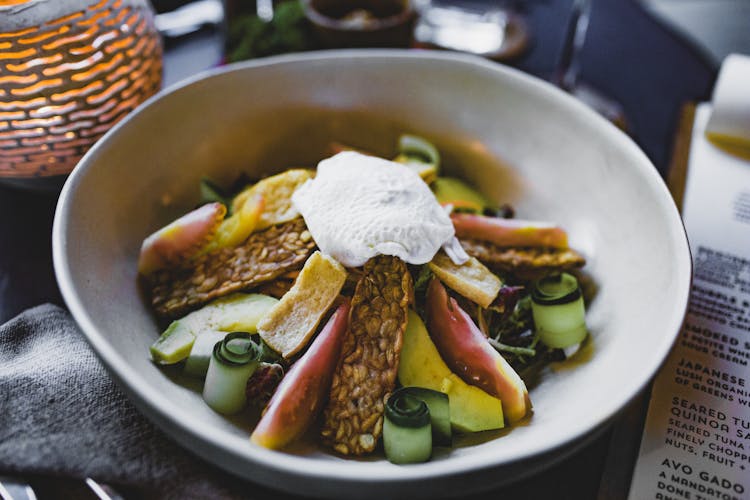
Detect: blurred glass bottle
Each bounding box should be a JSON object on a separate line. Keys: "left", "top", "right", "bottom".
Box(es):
{"left": 553, "top": 0, "right": 627, "bottom": 129}
{"left": 412, "top": 0, "right": 530, "bottom": 61}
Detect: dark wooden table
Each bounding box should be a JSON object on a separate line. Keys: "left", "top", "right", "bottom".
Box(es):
{"left": 0, "top": 0, "right": 716, "bottom": 498}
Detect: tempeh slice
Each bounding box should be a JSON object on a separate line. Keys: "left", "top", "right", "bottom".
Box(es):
{"left": 150, "top": 219, "right": 316, "bottom": 318}
{"left": 255, "top": 279, "right": 295, "bottom": 299}
{"left": 459, "top": 238, "right": 585, "bottom": 281}
{"left": 321, "top": 255, "right": 412, "bottom": 456}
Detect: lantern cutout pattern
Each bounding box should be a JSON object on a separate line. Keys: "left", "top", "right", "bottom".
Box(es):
{"left": 0, "top": 0, "right": 162, "bottom": 179}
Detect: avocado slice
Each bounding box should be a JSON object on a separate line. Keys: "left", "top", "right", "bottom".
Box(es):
{"left": 149, "top": 293, "right": 278, "bottom": 365}
{"left": 432, "top": 177, "right": 489, "bottom": 213}
{"left": 398, "top": 310, "right": 504, "bottom": 433}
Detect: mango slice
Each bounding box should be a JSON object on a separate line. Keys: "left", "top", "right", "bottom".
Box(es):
{"left": 231, "top": 169, "right": 314, "bottom": 230}
{"left": 452, "top": 213, "right": 569, "bottom": 249}
{"left": 398, "top": 310, "right": 504, "bottom": 433}
{"left": 251, "top": 300, "right": 350, "bottom": 449}
{"left": 200, "top": 194, "right": 264, "bottom": 254}
{"left": 426, "top": 279, "right": 530, "bottom": 423}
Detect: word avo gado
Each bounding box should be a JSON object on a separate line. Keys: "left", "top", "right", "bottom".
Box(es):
{"left": 658, "top": 458, "right": 745, "bottom": 499}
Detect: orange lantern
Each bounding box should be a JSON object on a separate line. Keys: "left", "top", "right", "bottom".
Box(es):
{"left": 0, "top": 0, "right": 162, "bottom": 189}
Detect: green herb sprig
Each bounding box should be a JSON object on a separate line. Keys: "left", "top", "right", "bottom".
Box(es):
{"left": 227, "top": 0, "right": 314, "bottom": 62}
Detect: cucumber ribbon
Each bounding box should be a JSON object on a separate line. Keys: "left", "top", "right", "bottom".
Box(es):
{"left": 203, "top": 332, "right": 263, "bottom": 415}
{"left": 531, "top": 273, "right": 588, "bottom": 349}
{"left": 383, "top": 387, "right": 452, "bottom": 464}
{"left": 397, "top": 134, "right": 440, "bottom": 168}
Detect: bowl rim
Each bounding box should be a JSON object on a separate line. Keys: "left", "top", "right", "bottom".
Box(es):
{"left": 52, "top": 48, "right": 692, "bottom": 489}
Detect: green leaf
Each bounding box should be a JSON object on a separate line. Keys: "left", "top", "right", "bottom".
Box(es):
{"left": 227, "top": 0, "right": 314, "bottom": 62}
{"left": 200, "top": 177, "right": 231, "bottom": 210}
{"left": 413, "top": 266, "right": 434, "bottom": 300}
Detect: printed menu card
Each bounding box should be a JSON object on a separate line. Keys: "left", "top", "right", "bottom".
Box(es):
{"left": 628, "top": 54, "right": 750, "bottom": 500}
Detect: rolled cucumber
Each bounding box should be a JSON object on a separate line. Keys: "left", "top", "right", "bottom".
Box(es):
{"left": 531, "top": 273, "right": 588, "bottom": 349}
{"left": 393, "top": 134, "right": 440, "bottom": 183}
{"left": 393, "top": 386, "right": 451, "bottom": 447}
{"left": 383, "top": 391, "right": 432, "bottom": 464}
{"left": 203, "top": 332, "right": 262, "bottom": 415}
{"left": 397, "top": 134, "right": 440, "bottom": 167}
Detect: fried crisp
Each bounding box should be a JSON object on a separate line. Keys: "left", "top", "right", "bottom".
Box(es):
{"left": 321, "top": 256, "right": 412, "bottom": 456}
{"left": 258, "top": 251, "right": 348, "bottom": 359}
{"left": 428, "top": 250, "right": 502, "bottom": 308}
{"left": 459, "top": 238, "right": 586, "bottom": 281}
{"left": 150, "top": 219, "right": 316, "bottom": 318}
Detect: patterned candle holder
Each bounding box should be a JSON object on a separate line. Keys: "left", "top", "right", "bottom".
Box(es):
{"left": 0, "top": 0, "right": 162, "bottom": 190}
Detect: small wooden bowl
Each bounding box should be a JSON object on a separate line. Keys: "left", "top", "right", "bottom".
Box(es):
{"left": 301, "top": 0, "right": 416, "bottom": 48}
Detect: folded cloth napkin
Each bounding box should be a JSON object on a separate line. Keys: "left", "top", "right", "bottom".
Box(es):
{"left": 0, "top": 304, "right": 304, "bottom": 500}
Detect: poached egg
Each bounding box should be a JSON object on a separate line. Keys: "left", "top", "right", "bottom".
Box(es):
{"left": 292, "top": 151, "right": 465, "bottom": 267}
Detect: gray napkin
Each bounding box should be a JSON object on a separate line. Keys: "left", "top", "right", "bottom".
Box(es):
{"left": 0, "top": 304, "right": 303, "bottom": 500}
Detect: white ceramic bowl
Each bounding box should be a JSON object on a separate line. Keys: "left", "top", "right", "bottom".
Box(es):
{"left": 53, "top": 50, "right": 691, "bottom": 498}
